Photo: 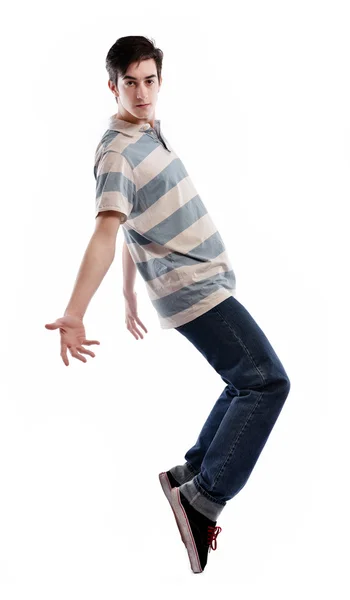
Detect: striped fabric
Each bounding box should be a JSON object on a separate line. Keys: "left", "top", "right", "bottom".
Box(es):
{"left": 94, "top": 114, "right": 237, "bottom": 329}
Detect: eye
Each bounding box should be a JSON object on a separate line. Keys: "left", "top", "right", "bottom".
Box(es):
{"left": 126, "top": 80, "right": 155, "bottom": 86}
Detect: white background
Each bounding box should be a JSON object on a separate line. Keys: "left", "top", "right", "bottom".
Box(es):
{"left": 0, "top": 0, "right": 348, "bottom": 597}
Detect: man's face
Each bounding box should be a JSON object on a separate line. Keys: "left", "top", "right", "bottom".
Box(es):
{"left": 108, "top": 58, "right": 162, "bottom": 123}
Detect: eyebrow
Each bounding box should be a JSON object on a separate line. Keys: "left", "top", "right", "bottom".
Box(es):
{"left": 122, "top": 74, "right": 157, "bottom": 81}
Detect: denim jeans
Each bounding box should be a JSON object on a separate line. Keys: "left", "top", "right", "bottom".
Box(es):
{"left": 171, "top": 294, "right": 291, "bottom": 521}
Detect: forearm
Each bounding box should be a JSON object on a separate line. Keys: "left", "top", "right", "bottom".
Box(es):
{"left": 64, "top": 231, "right": 116, "bottom": 319}
{"left": 122, "top": 240, "right": 137, "bottom": 296}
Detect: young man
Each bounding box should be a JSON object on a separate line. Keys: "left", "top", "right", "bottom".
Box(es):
{"left": 45, "top": 36, "right": 291, "bottom": 574}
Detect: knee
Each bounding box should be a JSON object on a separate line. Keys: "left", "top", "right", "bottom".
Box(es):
{"left": 260, "top": 370, "right": 290, "bottom": 399}
{"left": 273, "top": 355, "right": 291, "bottom": 397}
{"left": 280, "top": 371, "right": 291, "bottom": 397}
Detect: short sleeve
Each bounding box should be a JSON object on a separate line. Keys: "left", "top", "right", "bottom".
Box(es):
{"left": 94, "top": 150, "right": 135, "bottom": 224}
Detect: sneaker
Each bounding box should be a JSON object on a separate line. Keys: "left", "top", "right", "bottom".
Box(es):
{"left": 159, "top": 470, "right": 181, "bottom": 502}
{"left": 159, "top": 471, "right": 186, "bottom": 544}
{"left": 170, "top": 486, "right": 222, "bottom": 573}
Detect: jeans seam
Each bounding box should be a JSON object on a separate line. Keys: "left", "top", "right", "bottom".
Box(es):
{"left": 186, "top": 461, "right": 197, "bottom": 475}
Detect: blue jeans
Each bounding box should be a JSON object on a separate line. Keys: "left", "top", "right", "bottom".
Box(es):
{"left": 172, "top": 295, "right": 291, "bottom": 521}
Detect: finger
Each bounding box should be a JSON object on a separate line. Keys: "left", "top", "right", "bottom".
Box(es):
{"left": 127, "top": 316, "right": 144, "bottom": 339}
{"left": 60, "top": 343, "right": 69, "bottom": 366}
{"left": 127, "top": 324, "right": 139, "bottom": 340}
{"left": 126, "top": 319, "right": 140, "bottom": 340}
{"left": 135, "top": 317, "right": 148, "bottom": 333}
{"left": 45, "top": 322, "right": 60, "bottom": 330}
{"left": 82, "top": 340, "right": 100, "bottom": 345}
{"left": 131, "top": 322, "right": 144, "bottom": 339}
{"left": 77, "top": 346, "right": 95, "bottom": 358}
{"left": 68, "top": 347, "right": 87, "bottom": 363}
{"left": 127, "top": 314, "right": 145, "bottom": 332}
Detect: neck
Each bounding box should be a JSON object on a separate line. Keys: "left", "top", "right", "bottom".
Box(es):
{"left": 116, "top": 107, "right": 156, "bottom": 129}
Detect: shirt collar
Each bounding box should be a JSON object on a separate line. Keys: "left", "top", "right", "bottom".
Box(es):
{"left": 107, "top": 114, "right": 162, "bottom": 137}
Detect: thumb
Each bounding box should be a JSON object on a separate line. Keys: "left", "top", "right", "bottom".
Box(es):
{"left": 45, "top": 321, "right": 61, "bottom": 330}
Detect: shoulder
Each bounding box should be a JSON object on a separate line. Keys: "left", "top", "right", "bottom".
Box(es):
{"left": 94, "top": 129, "right": 123, "bottom": 159}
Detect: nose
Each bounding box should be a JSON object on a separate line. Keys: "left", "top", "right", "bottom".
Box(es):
{"left": 136, "top": 83, "right": 149, "bottom": 101}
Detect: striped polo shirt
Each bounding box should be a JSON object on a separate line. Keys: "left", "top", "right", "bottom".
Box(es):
{"left": 94, "top": 114, "right": 237, "bottom": 329}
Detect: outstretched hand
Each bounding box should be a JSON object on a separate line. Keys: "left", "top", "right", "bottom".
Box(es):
{"left": 45, "top": 315, "right": 100, "bottom": 366}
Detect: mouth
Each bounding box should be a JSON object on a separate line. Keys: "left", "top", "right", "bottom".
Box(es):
{"left": 136, "top": 103, "right": 150, "bottom": 107}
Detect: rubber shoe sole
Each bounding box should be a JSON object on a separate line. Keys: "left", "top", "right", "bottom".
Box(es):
{"left": 159, "top": 471, "right": 186, "bottom": 544}
{"left": 169, "top": 486, "right": 222, "bottom": 574}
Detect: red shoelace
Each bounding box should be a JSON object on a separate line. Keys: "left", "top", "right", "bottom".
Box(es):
{"left": 207, "top": 525, "right": 222, "bottom": 551}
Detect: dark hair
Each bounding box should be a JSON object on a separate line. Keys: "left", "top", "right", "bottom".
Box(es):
{"left": 105, "top": 36, "right": 163, "bottom": 102}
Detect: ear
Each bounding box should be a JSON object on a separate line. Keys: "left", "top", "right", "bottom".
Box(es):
{"left": 108, "top": 79, "right": 118, "bottom": 100}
